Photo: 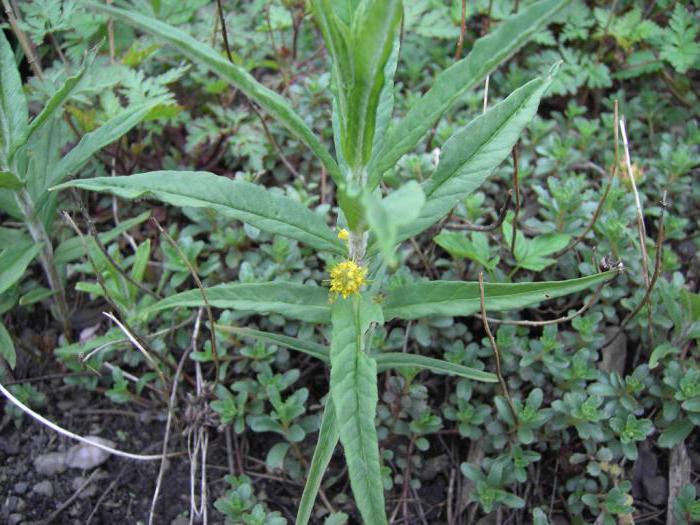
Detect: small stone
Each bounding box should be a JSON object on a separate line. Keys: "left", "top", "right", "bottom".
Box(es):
{"left": 8, "top": 513, "right": 22, "bottom": 525}
{"left": 15, "top": 498, "right": 25, "bottom": 513}
{"left": 4, "top": 496, "right": 19, "bottom": 513}
{"left": 0, "top": 437, "right": 19, "bottom": 455}
{"left": 643, "top": 475, "right": 668, "bottom": 506}
{"left": 171, "top": 517, "right": 189, "bottom": 525}
{"left": 34, "top": 452, "right": 67, "bottom": 476}
{"left": 12, "top": 482, "right": 28, "bottom": 495}
{"left": 71, "top": 476, "right": 97, "bottom": 499}
{"left": 32, "top": 480, "right": 54, "bottom": 498}
{"left": 65, "top": 436, "right": 114, "bottom": 470}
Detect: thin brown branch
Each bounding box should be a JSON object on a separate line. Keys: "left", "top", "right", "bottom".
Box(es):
{"left": 509, "top": 146, "right": 521, "bottom": 256}
{"left": 478, "top": 272, "right": 517, "bottom": 423}
{"left": 446, "top": 190, "right": 511, "bottom": 232}
{"left": 620, "top": 117, "right": 653, "bottom": 343}
{"left": 215, "top": 0, "right": 234, "bottom": 63}
{"left": 149, "top": 309, "right": 200, "bottom": 525}
{"left": 72, "top": 191, "right": 162, "bottom": 300}
{"left": 603, "top": 192, "right": 667, "bottom": 348}
{"left": 251, "top": 104, "right": 303, "bottom": 180}
{"left": 1, "top": 0, "right": 43, "bottom": 79}
{"left": 152, "top": 218, "right": 220, "bottom": 382}
{"left": 454, "top": 0, "right": 467, "bottom": 60}
{"left": 486, "top": 281, "right": 607, "bottom": 326}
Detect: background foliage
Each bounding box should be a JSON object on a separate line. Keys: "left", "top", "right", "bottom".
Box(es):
{"left": 0, "top": 0, "right": 699, "bottom": 524}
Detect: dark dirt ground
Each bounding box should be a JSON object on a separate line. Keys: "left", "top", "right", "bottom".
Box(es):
{"left": 0, "top": 380, "right": 212, "bottom": 525}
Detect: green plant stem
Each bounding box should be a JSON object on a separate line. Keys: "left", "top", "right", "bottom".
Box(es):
{"left": 16, "top": 190, "right": 71, "bottom": 338}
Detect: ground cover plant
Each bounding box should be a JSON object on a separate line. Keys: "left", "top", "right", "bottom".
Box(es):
{"left": 0, "top": 0, "right": 698, "bottom": 524}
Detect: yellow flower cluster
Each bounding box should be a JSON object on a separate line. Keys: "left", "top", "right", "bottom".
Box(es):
{"left": 329, "top": 260, "right": 367, "bottom": 299}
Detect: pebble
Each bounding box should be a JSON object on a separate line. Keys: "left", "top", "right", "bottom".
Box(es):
{"left": 71, "top": 476, "right": 98, "bottom": 499}
{"left": 0, "top": 437, "right": 19, "bottom": 455}
{"left": 8, "top": 514, "right": 22, "bottom": 525}
{"left": 643, "top": 475, "right": 668, "bottom": 506}
{"left": 12, "top": 482, "right": 28, "bottom": 495}
{"left": 171, "top": 517, "right": 189, "bottom": 525}
{"left": 32, "top": 480, "right": 54, "bottom": 498}
{"left": 65, "top": 436, "right": 114, "bottom": 470}
{"left": 34, "top": 451, "right": 67, "bottom": 476}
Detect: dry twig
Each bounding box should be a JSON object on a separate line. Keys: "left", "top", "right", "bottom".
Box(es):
{"left": 478, "top": 272, "right": 517, "bottom": 423}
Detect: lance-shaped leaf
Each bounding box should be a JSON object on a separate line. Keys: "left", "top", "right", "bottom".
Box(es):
{"left": 55, "top": 172, "right": 344, "bottom": 254}
{"left": 144, "top": 282, "right": 331, "bottom": 324}
{"left": 330, "top": 296, "right": 387, "bottom": 525}
{"left": 218, "top": 325, "right": 497, "bottom": 382}
{"left": 51, "top": 101, "right": 160, "bottom": 188}
{"left": 344, "top": 0, "right": 402, "bottom": 169}
{"left": 8, "top": 49, "right": 94, "bottom": 162}
{"left": 0, "top": 30, "right": 28, "bottom": 164}
{"left": 368, "top": 0, "right": 567, "bottom": 181}
{"left": 296, "top": 398, "right": 340, "bottom": 525}
{"left": 0, "top": 242, "right": 42, "bottom": 295}
{"left": 0, "top": 320, "right": 16, "bottom": 370}
{"left": 394, "top": 72, "right": 555, "bottom": 244}
{"left": 384, "top": 271, "right": 617, "bottom": 321}
{"left": 83, "top": 0, "right": 342, "bottom": 185}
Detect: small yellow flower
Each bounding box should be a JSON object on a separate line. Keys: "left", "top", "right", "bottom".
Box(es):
{"left": 337, "top": 228, "right": 350, "bottom": 241}
{"left": 329, "top": 260, "right": 367, "bottom": 299}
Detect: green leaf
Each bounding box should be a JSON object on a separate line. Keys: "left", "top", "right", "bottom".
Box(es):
{"left": 51, "top": 101, "right": 159, "bottom": 188}
{"left": 215, "top": 325, "right": 330, "bottom": 362}
{"left": 19, "top": 286, "right": 55, "bottom": 306}
{"left": 297, "top": 399, "right": 340, "bottom": 525}
{"left": 434, "top": 231, "right": 497, "bottom": 270}
{"left": 393, "top": 73, "right": 555, "bottom": 242}
{"left": 375, "top": 353, "right": 497, "bottom": 383}
{"left": 145, "top": 282, "right": 331, "bottom": 324}
{"left": 54, "top": 172, "right": 343, "bottom": 253}
{"left": 660, "top": 4, "right": 700, "bottom": 74}
{"left": 0, "top": 30, "right": 28, "bottom": 164}
{"left": 368, "top": 0, "right": 567, "bottom": 181}
{"left": 383, "top": 271, "right": 617, "bottom": 321}
{"left": 53, "top": 211, "right": 151, "bottom": 265}
{"left": 8, "top": 50, "right": 93, "bottom": 162}
{"left": 0, "top": 171, "right": 23, "bottom": 190}
{"left": 0, "top": 320, "right": 16, "bottom": 370}
{"left": 343, "top": 0, "right": 402, "bottom": 169}
{"left": 216, "top": 325, "right": 496, "bottom": 382}
{"left": 649, "top": 342, "right": 681, "bottom": 370}
{"left": 0, "top": 242, "right": 42, "bottom": 295}
{"left": 364, "top": 181, "right": 425, "bottom": 265}
{"left": 503, "top": 216, "right": 570, "bottom": 271}
{"left": 330, "top": 296, "right": 386, "bottom": 525}
{"left": 84, "top": 0, "right": 342, "bottom": 185}
{"left": 658, "top": 419, "right": 693, "bottom": 449}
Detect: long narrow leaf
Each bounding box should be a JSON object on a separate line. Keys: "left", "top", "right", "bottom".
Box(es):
{"left": 343, "top": 0, "right": 402, "bottom": 169}
{"left": 393, "top": 72, "right": 554, "bottom": 244}
{"left": 368, "top": 0, "right": 567, "bottom": 181}
{"left": 0, "top": 320, "right": 16, "bottom": 370}
{"left": 296, "top": 399, "right": 340, "bottom": 525}
{"left": 217, "top": 325, "right": 498, "bottom": 383}
{"left": 377, "top": 353, "right": 497, "bottom": 383}
{"left": 215, "top": 325, "right": 329, "bottom": 362}
{"left": 144, "top": 282, "right": 331, "bottom": 324}
{"left": 0, "top": 30, "right": 28, "bottom": 163}
{"left": 8, "top": 50, "right": 93, "bottom": 162}
{"left": 51, "top": 101, "right": 159, "bottom": 187}
{"left": 0, "top": 242, "right": 41, "bottom": 295}
{"left": 83, "top": 1, "right": 342, "bottom": 185}
{"left": 330, "top": 296, "right": 386, "bottom": 525}
{"left": 384, "top": 271, "right": 618, "bottom": 321}
{"left": 54, "top": 172, "right": 343, "bottom": 254}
